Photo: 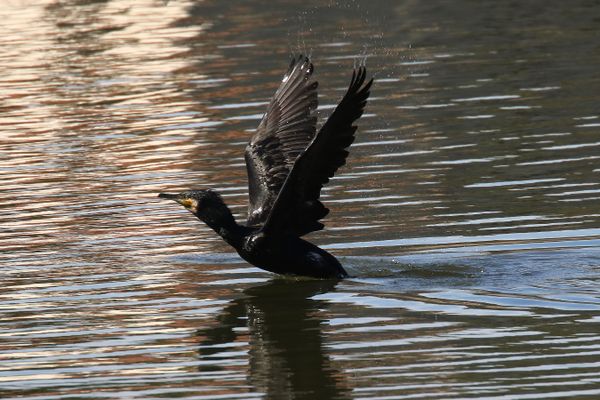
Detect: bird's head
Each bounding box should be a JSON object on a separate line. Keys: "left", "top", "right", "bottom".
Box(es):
{"left": 158, "top": 189, "right": 232, "bottom": 225}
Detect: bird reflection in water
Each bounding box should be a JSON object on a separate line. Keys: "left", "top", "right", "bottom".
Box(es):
{"left": 196, "top": 279, "right": 350, "bottom": 399}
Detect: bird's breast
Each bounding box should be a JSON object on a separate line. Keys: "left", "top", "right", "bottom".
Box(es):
{"left": 242, "top": 232, "right": 266, "bottom": 253}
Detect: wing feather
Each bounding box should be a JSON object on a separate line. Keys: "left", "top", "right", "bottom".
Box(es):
{"left": 245, "top": 55, "right": 318, "bottom": 226}
{"left": 262, "top": 66, "right": 373, "bottom": 236}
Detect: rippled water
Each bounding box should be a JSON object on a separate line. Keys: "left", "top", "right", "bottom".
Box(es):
{"left": 2, "top": 0, "right": 600, "bottom": 399}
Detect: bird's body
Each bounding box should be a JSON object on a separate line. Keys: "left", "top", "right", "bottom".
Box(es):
{"left": 159, "top": 56, "right": 372, "bottom": 279}
{"left": 239, "top": 233, "right": 346, "bottom": 279}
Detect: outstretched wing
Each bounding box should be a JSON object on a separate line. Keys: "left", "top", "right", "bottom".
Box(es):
{"left": 262, "top": 67, "right": 373, "bottom": 237}
{"left": 245, "top": 55, "right": 318, "bottom": 227}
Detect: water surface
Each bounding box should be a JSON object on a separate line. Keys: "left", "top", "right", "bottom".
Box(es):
{"left": 2, "top": 0, "right": 600, "bottom": 399}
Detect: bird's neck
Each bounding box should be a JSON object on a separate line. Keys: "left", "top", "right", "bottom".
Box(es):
{"left": 199, "top": 210, "right": 245, "bottom": 248}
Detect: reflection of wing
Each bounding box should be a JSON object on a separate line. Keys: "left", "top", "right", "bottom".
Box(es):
{"left": 263, "top": 67, "right": 372, "bottom": 236}
{"left": 245, "top": 55, "right": 318, "bottom": 227}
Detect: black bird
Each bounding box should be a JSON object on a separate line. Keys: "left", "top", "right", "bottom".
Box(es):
{"left": 159, "top": 55, "right": 372, "bottom": 279}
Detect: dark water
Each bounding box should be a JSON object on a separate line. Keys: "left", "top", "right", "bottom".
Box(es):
{"left": 2, "top": 0, "right": 600, "bottom": 398}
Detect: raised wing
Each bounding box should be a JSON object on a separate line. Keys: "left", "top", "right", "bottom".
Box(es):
{"left": 262, "top": 66, "right": 373, "bottom": 237}
{"left": 245, "top": 55, "right": 318, "bottom": 226}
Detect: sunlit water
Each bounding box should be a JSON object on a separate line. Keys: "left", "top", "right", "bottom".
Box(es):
{"left": 2, "top": 0, "right": 600, "bottom": 399}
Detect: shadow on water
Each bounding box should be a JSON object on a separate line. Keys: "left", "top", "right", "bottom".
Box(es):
{"left": 196, "top": 279, "right": 351, "bottom": 400}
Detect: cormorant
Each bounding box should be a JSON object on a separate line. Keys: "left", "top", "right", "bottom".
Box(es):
{"left": 159, "top": 55, "right": 372, "bottom": 279}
